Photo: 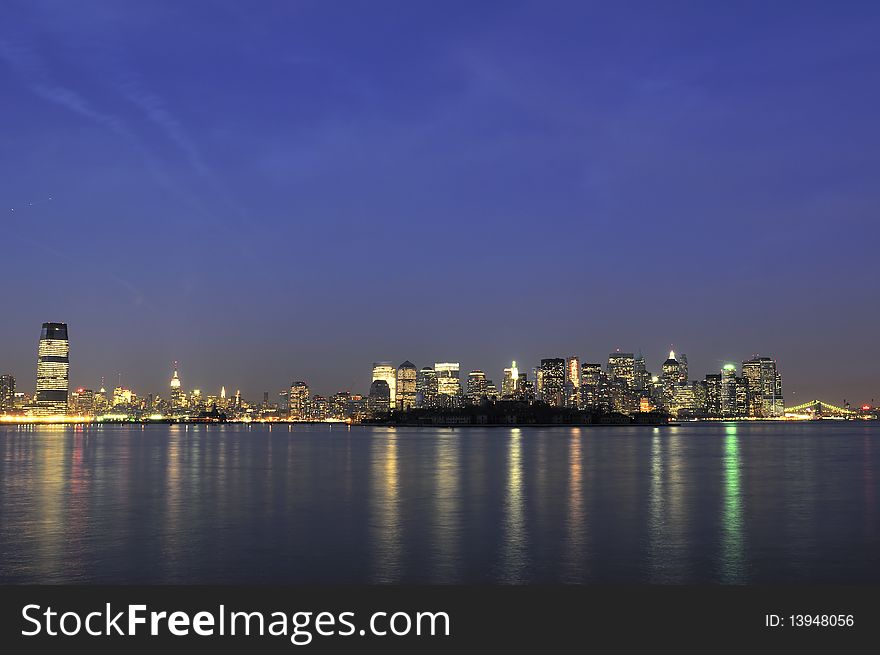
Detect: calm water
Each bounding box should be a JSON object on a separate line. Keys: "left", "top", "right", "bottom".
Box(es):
{"left": 0, "top": 422, "right": 878, "bottom": 584}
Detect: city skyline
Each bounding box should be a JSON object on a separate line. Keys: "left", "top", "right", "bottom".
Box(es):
{"left": 1, "top": 320, "right": 877, "bottom": 419}
{"left": 2, "top": 2, "right": 879, "bottom": 406}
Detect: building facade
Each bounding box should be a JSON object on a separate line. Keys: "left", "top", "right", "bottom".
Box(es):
{"left": 372, "top": 362, "right": 397, "bottom": 408}
{"left": 539, "top": 358, "right": 566, "bottom": 407}
{"left": 741, "top": 357, "right": 784, "bottom": 417}
{"left": 396, "top": 361, "right": 417, "bottom": 410}
{"left": 0, "top": 375, "right": 14, "bottom": 413}
{"left": 34, "top": 322, "right": 69, "bottom": 417}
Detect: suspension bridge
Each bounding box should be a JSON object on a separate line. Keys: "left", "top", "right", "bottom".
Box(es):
{"left": 784, "top": 399, "right": 857, "bottom": 417}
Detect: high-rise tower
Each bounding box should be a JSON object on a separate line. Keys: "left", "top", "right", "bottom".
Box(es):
{"left": 372, "top": 362, "right": 397, "bottom": 408}
{"left": 396, "top": 361, "right": 417, "bottom": 410}
{"left": 34, "top": 322, "right": 69, "bottom": 417}
{"left": 170, "top": 361, "right": 183, "bottom": 410}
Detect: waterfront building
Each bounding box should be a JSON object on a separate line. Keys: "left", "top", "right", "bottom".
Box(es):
{"left": 741, "top": 356, "right": 784, "bottom": 417}
{"left": 112, "top": 386, "right": 134, "bottom": 409}
{"left": 372, "top": 362, "right": 397, "bottom": 408}
{"left": 0, "top": 375, "right": 14, "bottom": 413}
{"left": 329, "top": 391, "right": 351, "bottom": 420}
{"left": 720, "top": 364, "right": 738, "bottom": 417}
{"left": 705, "top": 374, "right": 722, "bottom": 417}
{"left": 417, "top": 366, "right": 438, "bottom": 408}
{"left": 514, "top": 373, "right": 535, "bottom": 402}
{"left": 565, "top": 356, "right": 580, "bottom": 407}
{"left": 435, "top": 362, "right": 462, "bottom": 406}
{"left": 34, "top": 322, "right": 69, "bottom": 417}
{"left": 467, "top": 370, "right": 487, "bottom": 405}
{"left": 501, "top": 361, "right": 519, "bottom": 398}
{"left": 692, "top": 380, "right": 708, "bottom": 416}
{"left": 289, "top": 381, "right": 310, "bottom": 420}
{"left": 94, "top": 382, "right": 110, "bottom": 414}
{"left": 310, "top": 395, "right": 328, "bottom": 421}
{"left": 69, "top": 388, "right": 96, "bottom": 416}
{"left": 671, "top": 384, "right": 695, "bottom": 418}
{"left": 580, "top": 363, "right": 604, "bottom": 410}
{"left": 170, "top": 362, "right": 184, "bottom": 411}
{"left": 539, "top": 358, "right": 566, "bottom": 407}
{"left": 661, "top": 350, "right": 680, "bottom": 409}
{"left": 368, "top": 379, "right": 391, "bottom": 414}
{"left": 736, "top": 375, "right": 751, "bottom": 417}
{"left": 396, "top": 361, "right": 417, "bottom": 410}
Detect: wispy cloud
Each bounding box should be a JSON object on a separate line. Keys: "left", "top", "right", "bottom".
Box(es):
{"left": 0, "top": 38, "right": 137, "bottom": 142}
{"left": 115, "top": 72, "right": 211, "bottom": 178}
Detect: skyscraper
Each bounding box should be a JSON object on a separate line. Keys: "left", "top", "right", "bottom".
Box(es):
{"left": 417, "top": 366, "right": 438, "bottom": 408}
{"left": 720, "top": 364, "right": 738, "bottom": 417}
{"left": 705, "top": 373, "right": 722, "bottom": 417}
{"left": 289, "top": 381, "right": 310, "bottom": 420}
{"left": 69, "top": 388, "right": 96, "bottom": 416}
{"left": 607, "top": 351, "right": 635, "bottom": 387}
{"left": 741, "top": 356, "right": 784, "bottom": 417}
{"left": 661, "top": 350, "right": 680, "bottom": 409}
{"left": 633, "top": 354, "right": 649, "bottom": 391}
{"left": 372, "top": 362, "right": 397, "bottom": 408}
{"left": 0, "top": 374, "right": 15, "bottom": 413}
{"left": 565, "top": 356, "right": 580, "bottom": 407}
{"left": 34, "top": 322, "right": 69, "bottom": 417}
{"left": 396, "top": 361, "right": 417, "bottom": 410}
{"left": 368, "top": 379, "right": 391, "bottom": 414}
{"left": 435, "top": 362, "right": 462, "bottom": 405}
{"left": 501, "top": 361, "right": 519, "bottom": 398}
{"left": 466, "top": 370, "right": 487, "bottom": 405}
{"left": 539, "top": 358, "right": 566, "bottom": 407}
{"left": 170, "top": 361, "right": 184, "bottom": 410}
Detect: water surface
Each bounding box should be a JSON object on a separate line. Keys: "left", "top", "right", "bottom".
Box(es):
{"left": 1, "top": 422, "right": 877, "bottom": 584}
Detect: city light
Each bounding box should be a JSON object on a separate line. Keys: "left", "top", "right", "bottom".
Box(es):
{"left": 0, "top": 321, "right": 875, "bottom": 425}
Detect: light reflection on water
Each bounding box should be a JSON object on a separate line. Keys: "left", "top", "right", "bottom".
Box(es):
{"left": 0, "top": 422, "right": 878, "bottom": 584}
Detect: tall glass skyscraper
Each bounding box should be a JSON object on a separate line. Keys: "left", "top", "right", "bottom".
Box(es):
{"left": 742, "top": 356, "right": 784, "bottom": 417}
{"left": 396, "top": 361, "right": 417, "bottom": 410}
{"left": 372, "top": 362, "right": 397, "bottom": 408}
{"left": 434, "top": 362, "right": 462, "bottom": 406}
{"left": 0, "top": 374, "right": 15, "bottom": 413}
{"left": 34, "top": 322, "right": 69, "bottom": 417}
{"left": 539, "top": 358, "right": 566, "bottom": 407}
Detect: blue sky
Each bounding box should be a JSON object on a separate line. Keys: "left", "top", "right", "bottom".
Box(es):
{"left": 2, "top": 1, "right": 879, "bottom": 403}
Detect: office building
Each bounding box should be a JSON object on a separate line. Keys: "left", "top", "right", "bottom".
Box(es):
{"left": 289, "top": 381, "right": 310, "bottom": 420}
{"left": 607, "top": 351, "right": 635, "bottom": 388}
{"left": 539, "top": 358, "right": 566, "bottom": 407}
{"left": 720, "top": 364, "right": 738, "bottom": 417}
{"left": 741, "top": 356, "right": 784, "bottom": 417}
{"left": 372, "top": 362, "right": 397, "bottom": 408}
{"left": 34, "top": 322, "right": 69, "bottom": 417}
{"left": 435, "top": 362, "right": 462, "bottom": 406}
{"left": 417, "top": 366, "right": 438, "bottom": 408}
{"left": 0, "top": 375, "right": 14, "bottom": 413}
{"left": 633, "top": 355, "right": 649, "bottom": 391}
{"left": 467, "top": 370, "right": 487, "bottom": 405}
{"left": 69, "top": 388, "right": 96, "bottom": 416}
{"left": 368, "top": 379, "right": 391, "bottom": 414}
{"left": 661, "top": 350, "right": 681, "bottom": 409}
{"left": 170, "top": 362, "right": 184, "bottom": 411}
{"left": 396, "top": 361, "right": 417, "bottom": 410}
{"left": 501, "top": 361, "right": 519, "bottom": 398}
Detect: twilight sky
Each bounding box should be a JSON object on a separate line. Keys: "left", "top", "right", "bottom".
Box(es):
{"left": 1, "top": 0, "right": 879, "bottom": 404}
